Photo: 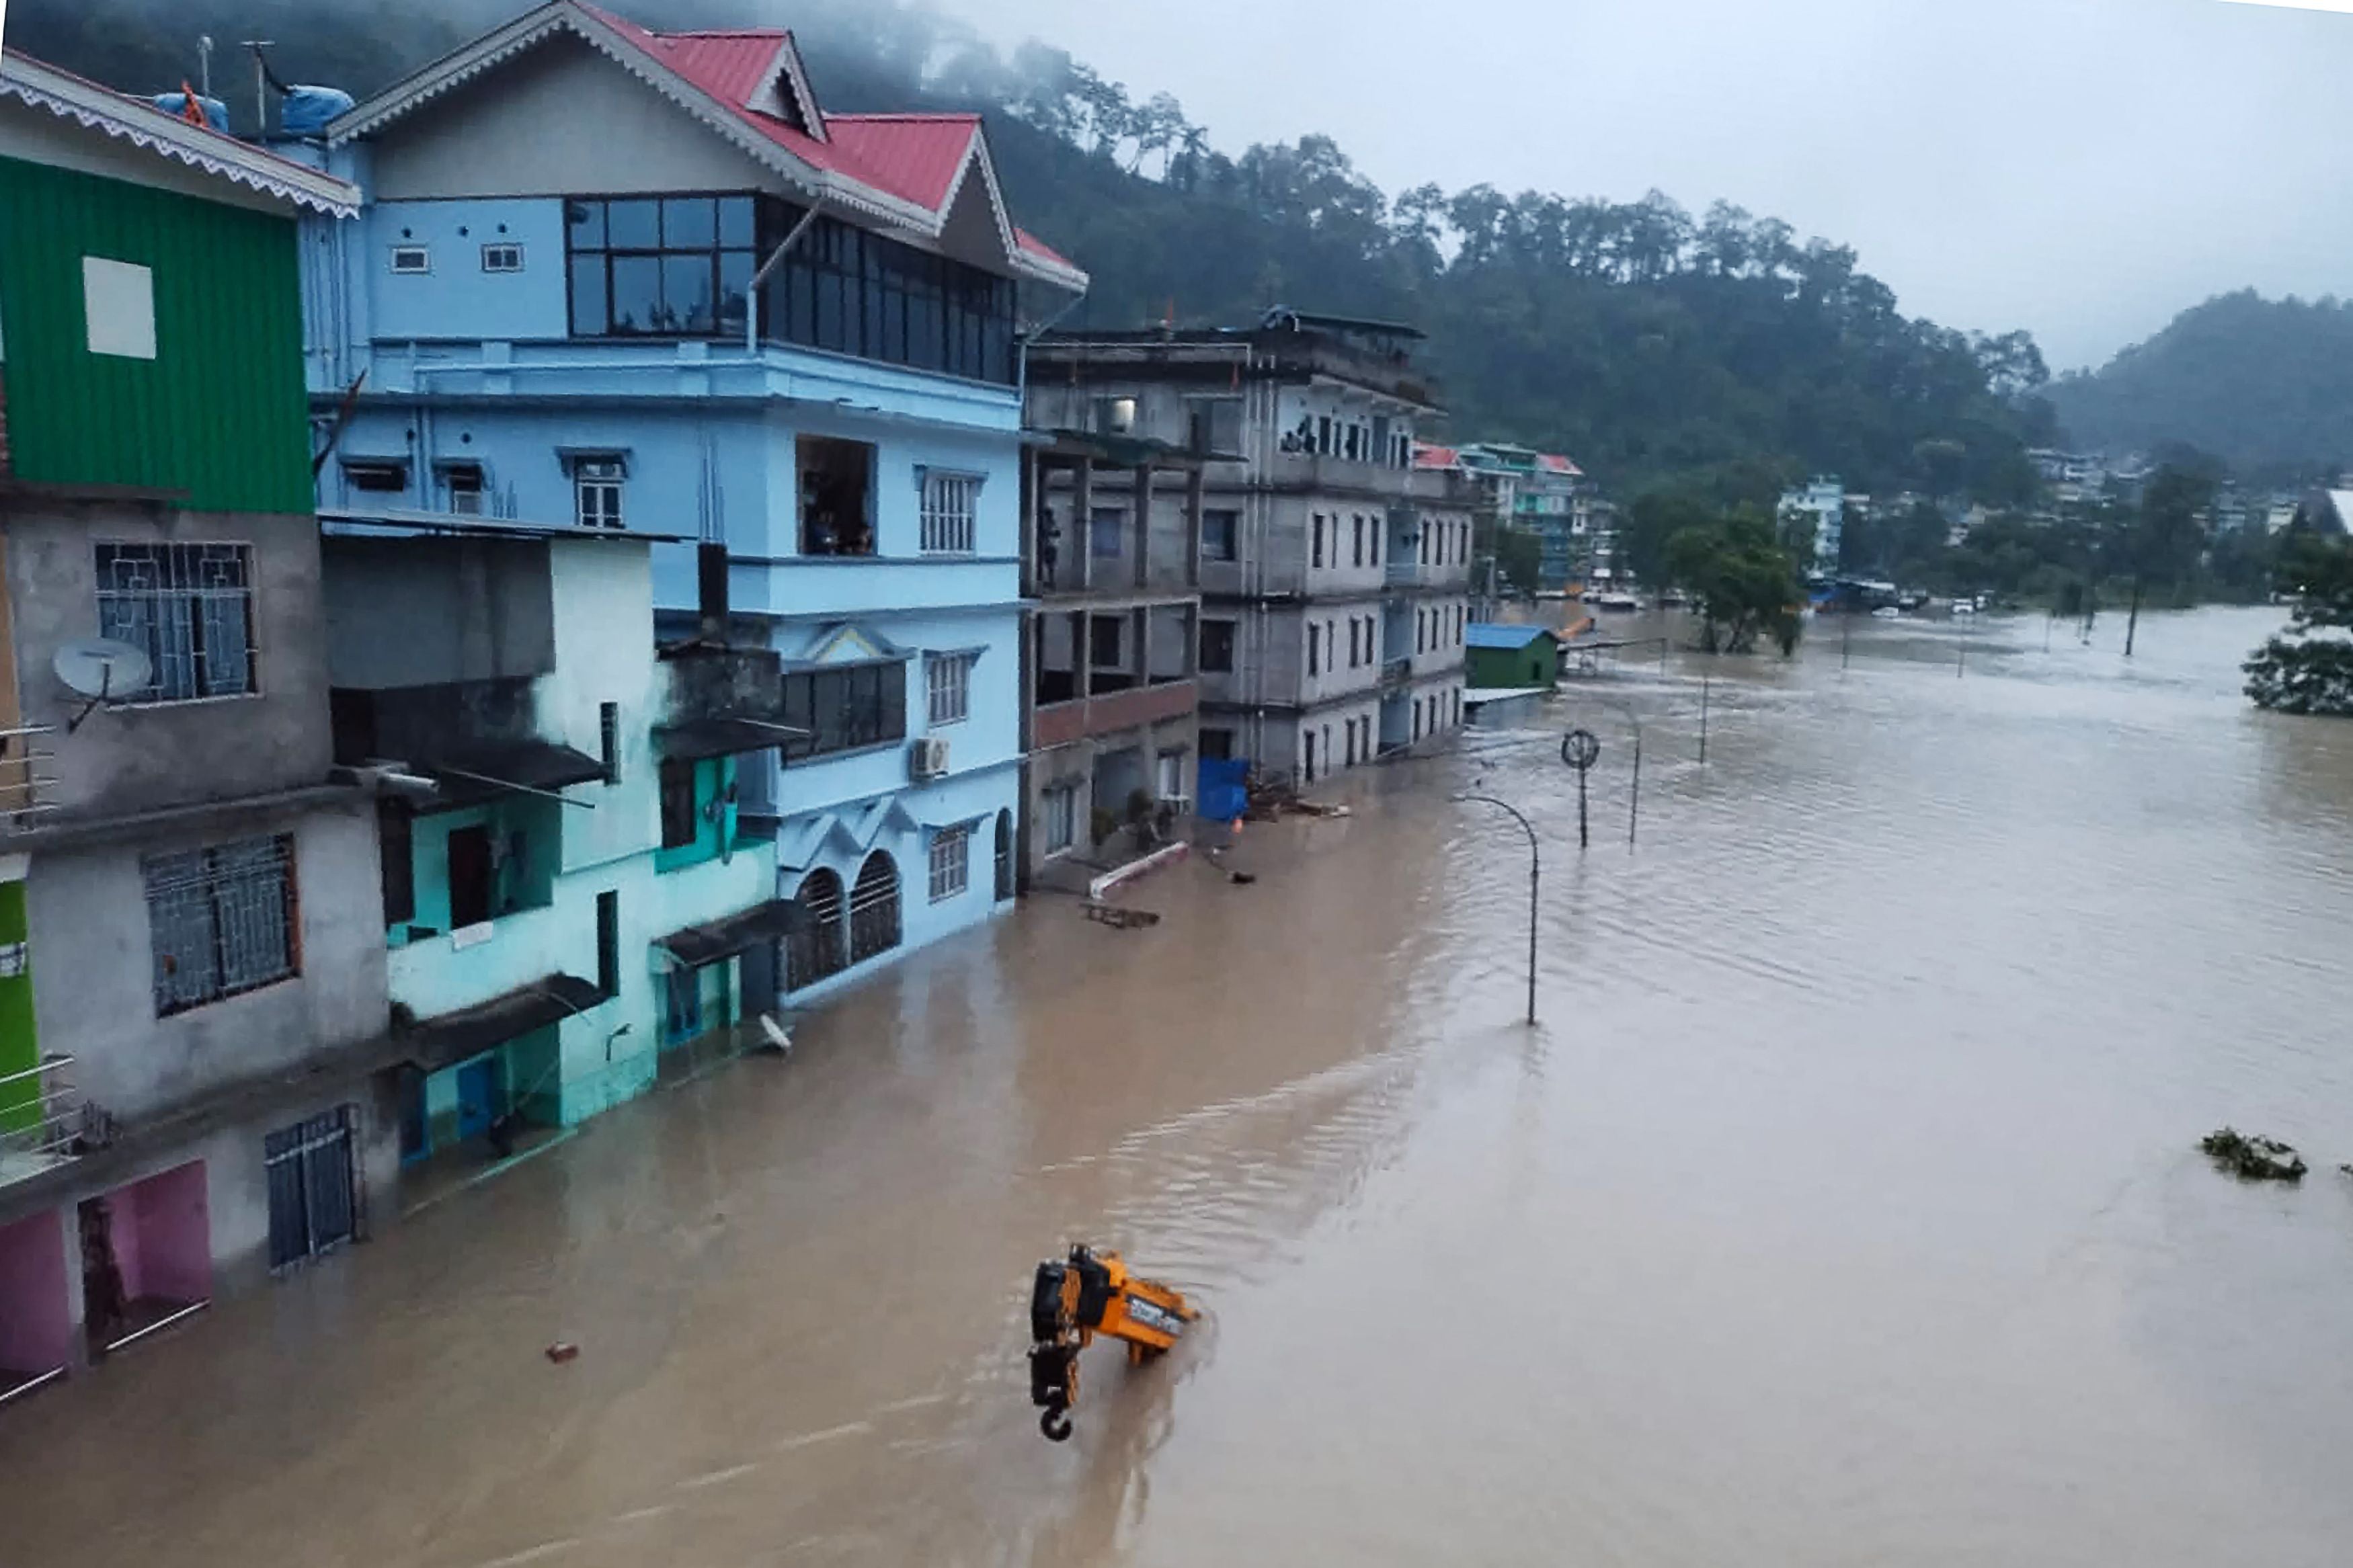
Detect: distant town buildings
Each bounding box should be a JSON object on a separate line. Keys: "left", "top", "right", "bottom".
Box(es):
{"left": 1777, "top": 477, "right": 1847, "bottom": 576}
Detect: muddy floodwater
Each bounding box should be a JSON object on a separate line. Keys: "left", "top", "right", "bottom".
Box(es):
{"left": 9, "top": 606, "right": 2353, "bottom": 1567}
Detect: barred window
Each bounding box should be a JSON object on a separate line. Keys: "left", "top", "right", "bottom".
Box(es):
{"left": 920, "top": 470, "right": 980, "bottom": 554}
{"left": 1043, "top": 783, "right": 1078, "bottom": 854}
{"left": 145, "top": 834, "right": 297, "bottom": 1015}
{"left": 926, "top": 652, "right": 973, "bottom": 727}
{"left": 95, "top": 542, "right": 257, "bottom": 702}
{"left": 928, "top": 825, "right": 969, "bottom": 903}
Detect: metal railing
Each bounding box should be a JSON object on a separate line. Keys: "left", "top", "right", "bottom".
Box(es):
{"left": 0, "top": 722, "right": 60, "bottom": 827}
{"left": 0, "top": 1053, "right": 95, "bottom": 1175}
{"left": 1381, "top": 657, "right": 1414, "bottom": 685}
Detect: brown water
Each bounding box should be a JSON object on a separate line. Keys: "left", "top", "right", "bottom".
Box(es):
{"left": 8, "top": 605, "right": 2353, "bottom": 1568}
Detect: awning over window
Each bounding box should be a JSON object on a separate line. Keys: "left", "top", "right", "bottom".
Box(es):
{"left": 397, "top": 974, "right": 603, "bottom": 1073}
{"left": 418, "top": 741, "right": 607, "bottom": 811}
{"left": 653, "top": 718, "right": 793, "bottom": 761}
{"left": 656, "top": 900, "right": 805, "bottom": 968}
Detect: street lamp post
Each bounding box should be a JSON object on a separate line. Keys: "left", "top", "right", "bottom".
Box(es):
{"left": 1453, "top": 793, "right": 1540, "bottom": 1026}
{"left": 1584, "top": 694, "right": 1643, "bottom": 851}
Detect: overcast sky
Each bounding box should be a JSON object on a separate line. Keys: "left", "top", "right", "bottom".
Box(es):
{"left": 924, "top": 0, "right": 2353, "bottom": 371}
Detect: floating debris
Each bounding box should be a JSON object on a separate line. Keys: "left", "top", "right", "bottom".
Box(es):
{"left": 545, "top": 1342, "right": 580, "bottom": 1364}
{"left": 2199, "top": 1128, "right": 2307, "bottom": 1182}
{"left": 1083, "top": 902, "right": 1160, "bottom": 930}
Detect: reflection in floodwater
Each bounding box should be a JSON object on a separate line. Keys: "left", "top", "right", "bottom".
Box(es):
{"left": 6, "top": 606, "right": 2353, "bottom": 1567}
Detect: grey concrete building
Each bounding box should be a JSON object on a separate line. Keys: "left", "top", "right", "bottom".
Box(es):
{"left": 0, "top": 61, "right": 383, "bottom": 1402}
{"left": 1028, "top": 313, "right": 1470, "bottom": 788}
{"left": 1016, "top": 431, "right": 1203, "bottom": 887}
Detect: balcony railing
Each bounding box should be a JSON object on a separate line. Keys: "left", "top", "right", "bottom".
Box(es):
{"left": 1381, "top": 657, "right": 1413, "bottom": 686}
{"left": 1033, "top": 679, "right": 1198, "bottom": 749}
{"left": 0, "top": 1053, "right": 95, "bottom": 1184}
{"left": 0, "top": 723, "right": 61, "bottom": 835}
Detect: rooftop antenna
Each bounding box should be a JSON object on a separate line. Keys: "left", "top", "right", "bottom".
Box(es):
{"left": 52, "top": 638, "right": 153, "bottom": 733}
{"left": 241, "top": 40, "right": 274, "bottom": 137}
{"left": 198, "top": 35, "right": 214, "bottom": 99}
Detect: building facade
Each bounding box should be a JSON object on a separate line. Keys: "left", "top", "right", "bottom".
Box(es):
{"left": 1778, "top": 476, "right": 1847, "bottom": 577}
{"left": 0, "top": 52, "right": 387, "bottom": 1397}
{"left": 295, "top": 1, "right": 1082, "bottom": 1011}
{"left": 1454, "top": 444, "right": 1585, "bottom": 591}
{"left": 1016, "top": 431, "right": 1202, "bottom": 887}
{"left": 1029, "top": 313, "right": 1468, "bottom": 787}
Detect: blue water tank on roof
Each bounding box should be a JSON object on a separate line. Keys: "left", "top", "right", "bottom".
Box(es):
{"left": 151, "top": 92, "right": 230, "bottom": 133}
{"left": 280, "top": 86, "right": 356, "bottom": 137}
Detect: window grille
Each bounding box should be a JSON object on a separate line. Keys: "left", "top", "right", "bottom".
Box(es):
{"left": 95, "top": 542, "right": 257, "bottom": 702}
{"left": 145, "top": 834, "right": 296, "bottom": 1015}
{"left": 920, "top": 470, "right": 979, "bottom": 554}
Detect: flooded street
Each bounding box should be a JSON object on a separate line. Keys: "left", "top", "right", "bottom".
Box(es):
{"left": 9, "top": 605, "right": 2353, "bottom": 1567}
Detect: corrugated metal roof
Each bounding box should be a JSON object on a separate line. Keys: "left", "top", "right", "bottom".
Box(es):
{"left": 825, "top": 116, "right": 978, "bottom": 211}
{"left": 1413, "top": 443, "right": 1461, "bottom": 470}
{"left": 1466, "top": 623, "right": 1554, "bottom": 650}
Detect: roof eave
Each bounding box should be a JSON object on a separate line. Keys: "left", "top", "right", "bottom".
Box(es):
{"left": 1, "top": 51, "right": 360, "bottom": 217}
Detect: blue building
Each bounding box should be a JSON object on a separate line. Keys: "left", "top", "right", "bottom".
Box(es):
{"left": 294, "top": 1, "right": 1085, "bottom": 1039}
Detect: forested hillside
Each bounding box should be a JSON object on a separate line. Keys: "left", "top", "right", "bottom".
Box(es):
{"left": 11, "top": 0, "right": 2055, "bottom": 500}
{"left": 2046, "top": 291, "right": 2353, "bottom": 482}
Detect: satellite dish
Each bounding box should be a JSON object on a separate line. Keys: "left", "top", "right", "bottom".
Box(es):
{"left": 54, "top": 638, "right": 153, "bottom": 731}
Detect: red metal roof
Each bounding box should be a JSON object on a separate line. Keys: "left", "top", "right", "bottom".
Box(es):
{"left": 1413, "top": 444, "right": 1462, "bottom": 470}
{"left": 825, "top": 116, "right": 979, "bottom": 211}
{"left": 1537, "top": 453, "right": 1584, "bottom": 476}
{"left": 1013, "top": 226, "right": 1069, "bottom": 265}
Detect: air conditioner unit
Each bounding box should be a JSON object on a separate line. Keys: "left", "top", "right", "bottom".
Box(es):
{"left": 909, "top": 735, "right": 951, "bottom": 780}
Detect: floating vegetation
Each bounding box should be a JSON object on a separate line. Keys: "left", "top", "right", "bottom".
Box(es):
{"left": 2200, "top": 1127, "right": 2307, "bottom": 1183}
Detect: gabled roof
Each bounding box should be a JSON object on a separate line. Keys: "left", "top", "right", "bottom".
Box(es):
{"left": 1413, "top": 444, "right": 1462, "bottom": 470}
{"left": 0, "top": 48, "right": 360, "bottom": 216}
{"left": 1466, "top": 623, "right": 1556, "bottom": 651}
{"left": 1537, "top": 454, "right": 1583, "bottom": 477}
{"left": 329, "top": 1, "right": 1084, "bottom": 290}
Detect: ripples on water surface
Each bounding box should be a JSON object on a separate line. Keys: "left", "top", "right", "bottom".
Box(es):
{"left": 5, "top": 606, "right": 2352, "bottom": 1568}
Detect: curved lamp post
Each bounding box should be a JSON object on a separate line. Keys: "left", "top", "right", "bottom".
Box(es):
{"left": 1453, "top": 792, "right": 1539, "bottom": 1026}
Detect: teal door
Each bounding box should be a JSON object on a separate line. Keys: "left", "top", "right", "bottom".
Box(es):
{"left": 455, "top": 1056, "right": 502, "bottom": 1141}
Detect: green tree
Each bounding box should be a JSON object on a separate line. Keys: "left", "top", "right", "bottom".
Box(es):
{"left": 1663, "top": 505, "right": 1804, "bottom": 655}
{"left": 2245, "top": 534, "right": 2353, "bottom": 714}
{"left": 1494, "top": 526, "right": 1542, "bottom": 593}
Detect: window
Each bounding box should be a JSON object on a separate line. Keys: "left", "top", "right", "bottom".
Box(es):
{"left": 266, "top": 1106, "right": 356, "bottom": 1270}
{"left": 481, "top": 242, "right": 524, "bottom": 274}
{"left": 571, "top": 456, "right": 625, "bottom": 530}
{"left": 1348, "top": 619, "right": 1361, "bottom": 668}
{"left": 145, "top": 834, "right": 296, "bottom": 1016}
{"left": 1093, "top": 397, "right": 1138, "bottom": 434}
{"left": 1303, "top": 727, "right": 1317, "bottom": 782}
{"left": 95, "top": 542, "right": 256, "bottom": 702}
{"left": 565, "top": 195, "right": 754, "bottom": 337}
{"left": 660, "top": 757, "right": 699, "bottom": 850}
{"left": 1043, "top": 782, "right": 1078, "bottom": 854}
{"left": 1317, "top": 415, "right": 1332, "bottom": 454}
{"left": 438, "top": 461, "right": 485, "bottom": 515}
{"left": 599, "top": 702, "right": 621, "bottom": 783}
{"left": 388, "top": 245, "right": 430, "bottom": 275}
{"left": 786, "top": 868, "right": 847, "bottom": 991}
{"left": 1308, "top": 620, "right": 1320, "bottom": 677}
{"left": 446, "top": 824, "right": 495, "bottom": 928}
{"left": 1418, "top": 612, "right": 1427, "bottom": 654}
{"left": 1201, "top": 727, "right": 1234, "bottom": 761}
{"left": 994, "top": 809, "right": 1014, "bottom": 901}
{"left": 799, "top": 437, "right": 875, "bottom": 555}
{"left": 1090, "top": 614, "right": 1125, "bottom": 669}
{"left": 1353, "top": 515, "right": 1365, "bottom": 567}
{"left": 1312, "top": 514, "right": 1324, "bottom": 569}
{"left": 929, "top": 825, "right": 970, "bottom": 903}
{"left": 848, "top": 852, "right": 901, "bottom": 962}
{"left": 1189, "top": 397, "right": 1243, "bottom": 454}
{"left": 1370, "top": 526, "right": 1380, "bottom": 567}
{"left": 83, "top": 257, "right": 157, "bottom": 359}
{"left": 1345, "top": 721, "right": 1357, "bottom": 767}
{"left": 779, "top": 661, "right": 908, "bottom": 761}
{"left": 1345, "top": 425, "right": 1361, "bottom": 462}
{"left": 344, "top": 460, "right": 407, "bottom": 494}
{"left": 596, "top": 890, "right": 620, "bottom": 997}
{"left": 1090, "top": 506, "right": 1125, "bottom": 559}
{"left": 1201, "top": 508, "right": 1240, "bottom": 562}
{"left": 926, "top": 651, "right": 973, "bottom": 727}
{"left": 1201, "top": 618, "right": 1236, "bottom": 673}
{"left": 920, "top": 470, "right": 980, "bottom": 554}
{"left": 1156, "top": 749, "right": 1186, "bottom": 800}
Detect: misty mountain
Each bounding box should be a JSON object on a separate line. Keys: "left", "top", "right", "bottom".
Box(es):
{"left": 9, "top": 0, "right": 2052, "bottom": 501}
{"left": 2046, "top": 291, "right": 2353, "bottom": 481}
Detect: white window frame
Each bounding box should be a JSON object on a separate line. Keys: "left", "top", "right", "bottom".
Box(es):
{"left": 574, "top": 458, "right": 625, "bottom": 530}
{"left": 928, "top": 824, "right": 971, "bottom": 903}
{"left": 480, "top": 242, "right": 524, "bottom": 274}
{"left": 918, "top": 469, "right": 981, "bottom": 555}
{"left": 389, "top": 245, "right": 431, "bottom": 274}
{"left": 926, "top": 651, "right": 974, "bottom": 727}
{"left": 1043, "top": 784, "right": 1078, "bottom": 855}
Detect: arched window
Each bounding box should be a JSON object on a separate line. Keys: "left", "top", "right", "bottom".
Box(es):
{"left": 848, "top": 852, "right": 901, "bottom": 964}
{"left": 994, "top": 809, "right": 1014, "bottom": 901}
{"left": 785, "top": 867, "right": 846, "bottom": 991}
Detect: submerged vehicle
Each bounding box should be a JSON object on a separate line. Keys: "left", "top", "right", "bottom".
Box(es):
{"left": 1028, "top": 1245, "right": 1199, "bottom": 1441}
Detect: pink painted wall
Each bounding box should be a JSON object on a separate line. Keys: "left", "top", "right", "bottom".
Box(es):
{"left": 0, "top": 1210, "right": 70, "bottom": 1375}
{"left": 120, "top": 1161, "right": 211, "bottom": 1305}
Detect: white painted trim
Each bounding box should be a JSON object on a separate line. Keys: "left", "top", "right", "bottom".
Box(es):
{"left": 0, "top": 51, "right": 360, "bottom": 216}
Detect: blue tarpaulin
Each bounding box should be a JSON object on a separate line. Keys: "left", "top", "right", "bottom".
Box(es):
{"left": 1197, "top": 757, "right": 1248, "bottom": 823}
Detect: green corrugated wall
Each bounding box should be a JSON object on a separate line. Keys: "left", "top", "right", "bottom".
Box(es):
{"left": 0, "top": 155, "right": 313, "bottom": 512}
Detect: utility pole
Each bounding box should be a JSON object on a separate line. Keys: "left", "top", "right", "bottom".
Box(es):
{"left": 241, "top": 40, "right": 273, "bottom": 138}
{"left": 198, "top": 35, "right": 214, "bottom": 99}
{"left": 1698, "top": 674, "right": 1709, "bottom": 764}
